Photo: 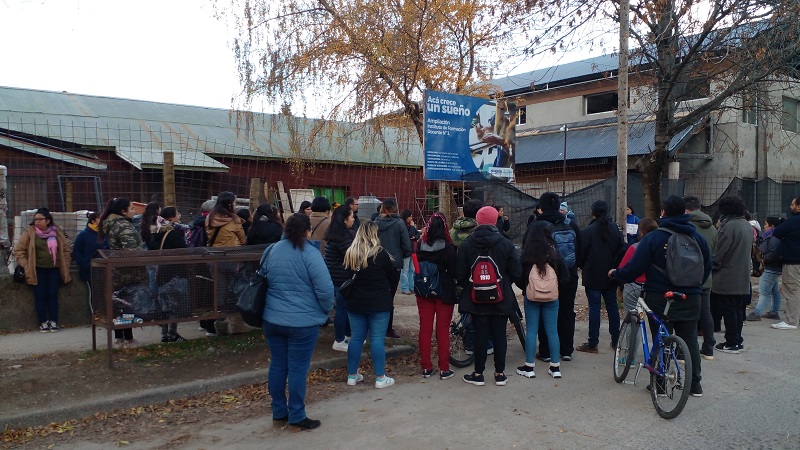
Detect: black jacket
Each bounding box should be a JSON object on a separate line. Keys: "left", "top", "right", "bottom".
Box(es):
{"left": 580, "top": 216, "right": 625, "bottom": 290}
{"left": 525, "top": 210, "right": 583, "bottom": 277}
{"left": 773, "top": 212, "right": 800, "bottom": 265}
{"left": 324, "top": 230, "right": 355, "bottom": 288}
{"left": 247, "top": 218, "right": 283, "bottom": 246}
{"left": 345, "top": 248, "right": 396, "bottom": 313}
{"left": 456, "top": 225, "right": 523, "bottom": 316}
{"left": 416, "top": 238, "right": 458, "bottom": 304}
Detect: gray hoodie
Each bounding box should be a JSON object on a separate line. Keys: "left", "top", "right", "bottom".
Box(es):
{"left": 688, "top": 209, "right": 718, "bottom": 289}
{"left": 376, "top": 214, "right": 411, "bottom": 270}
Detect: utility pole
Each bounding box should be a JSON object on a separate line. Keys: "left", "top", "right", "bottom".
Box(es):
{"left": 616, "top": 0, "right": 630, "bottom": 228}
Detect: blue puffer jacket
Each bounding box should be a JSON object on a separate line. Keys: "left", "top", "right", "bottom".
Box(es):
{"left": 73, "top": 225, "right": 108, "bottom": 281}
{"left": 613, "top": 215, "right": 712, "bottom": 296}
{"left": 261, "top": 237, "right": 335, "bottom": 327}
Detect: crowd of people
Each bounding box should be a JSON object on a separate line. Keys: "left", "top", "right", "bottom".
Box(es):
{"left": 10, "top": 190, "right": 800, "bottom": 432}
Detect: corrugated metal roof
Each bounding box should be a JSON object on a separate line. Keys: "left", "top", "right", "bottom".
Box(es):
{"left": 488, "top": 54, "right": 620, "bottom": 94}
{"left": 0, "top": 134, "right": 108, "bottom": 169}
{"left": 516, "top": 120, "right": 696, "bottom": 164}
{"left": 115, "top": 147, "right": 229, "bottom": 172}
{"left": 0, "top": 86, "right": 422, "bottom": 168}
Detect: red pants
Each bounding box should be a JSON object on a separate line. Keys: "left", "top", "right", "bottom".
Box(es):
{"left": 417, "top": 297, "right": 455, "bottom": 372}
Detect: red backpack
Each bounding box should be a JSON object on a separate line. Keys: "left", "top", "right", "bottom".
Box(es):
{"left": 470, "top": 251, "right": 503, "bottom": 304}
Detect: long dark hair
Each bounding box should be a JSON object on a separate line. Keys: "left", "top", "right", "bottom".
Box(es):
{"left": 521, "top": 221, "right": 560, "bottom": 277}
{"left": 423, "top": 213, "right": 450, "bottom": 245}
{"left": 252, "top": 204, "right": 279, "bottom": 223}
{"left": 325, "top": 205, "right": 353, "bottom": 240}
{"left": 284, "top": 213, "right": 310, "bottom": 249}
{"left": 591, "top": 200, "right": 613, "bottom": 243}
{"left": 140, "top": 202, "right": 161, "bottom": 243}
{"left": 98, "top": 197, "right": 131, "bottom": 241}
{"left": 208, "top": 191, "right": 236, "bottom": 223}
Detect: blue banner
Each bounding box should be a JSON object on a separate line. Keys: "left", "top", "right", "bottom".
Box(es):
{"left": 423, "top": 90, "right": 516, "bottom": 182}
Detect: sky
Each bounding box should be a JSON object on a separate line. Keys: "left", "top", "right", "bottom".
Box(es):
{"left": 0, "top": 0, "right": 608, "bottom": 114}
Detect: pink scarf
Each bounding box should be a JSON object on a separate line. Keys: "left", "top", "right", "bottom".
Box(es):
{"left": 34, "top": 226, "right": 59, "bottom": 265}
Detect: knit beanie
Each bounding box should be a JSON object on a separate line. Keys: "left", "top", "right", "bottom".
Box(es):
{"left": 560, "top": 202, "right": 569, "bottom": 211}
{"left": 476, "top": 206, "right": 498, "bottom": 226}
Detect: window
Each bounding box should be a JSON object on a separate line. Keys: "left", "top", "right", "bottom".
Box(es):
{"left": 676, "top": 77, "right": 710, "bottom": 102}
{"left": 585, "top": 92, "right": 618, "bottom": 114}
{"left": 742, "top": 94, "right": 758, "bottom": 125}
{"left": 516, "top": 107, "right": 527, "bottom": 125}
{"left": 310, "top": 186, "right": 348, "bottom": 206}
{"left": 783, "top": 97, "right": 799, "bottom": 133}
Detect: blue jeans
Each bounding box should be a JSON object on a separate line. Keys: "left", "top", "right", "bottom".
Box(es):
{"left": 347, "top": 311, "right": 390, "bottom": 376}
{"left": 755, "top": 271, "right": 782, "bottom": 315}
{"left": 333, "top": 289, "right": 351, "bottom": 342}
{"left": 524, "top": 299, "right": 560, "bottom": 364}
{"left": 400, "top": 257, "right": 414, "bottom": 292}
{"left": 263, "top": 321, "right": 320, "bottom": 423}
{"left": 585, "top": 288, "right": 621, "bottom": 347}
{"left": 34, "top": 267, "right": 61, "bottom": 324}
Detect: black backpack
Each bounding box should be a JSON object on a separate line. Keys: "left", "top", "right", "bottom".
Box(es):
{"left": 653, "top": 227, "right": 705, "bottom": 287}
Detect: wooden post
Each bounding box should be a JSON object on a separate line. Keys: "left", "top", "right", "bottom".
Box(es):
{"left": 163, "top": 151, "right": 176, "bottom": 207}
{"left": 616, "top": 0, "right": 630, "bottom": 227}
{"left": 65, "top": 180, "right": 74, "bottom": 212}
{"left": 249, "top": 178, "right": 261, "bottom": 212}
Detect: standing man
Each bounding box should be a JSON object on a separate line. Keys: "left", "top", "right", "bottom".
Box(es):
{"left": 576, "top": 200, "right": 624, "bottom": 353}
{"left": 711, "top": 196, "right": 754, "bottom": 353}
{"left": 610, "top": 195, "right": 710, "bottom": 397}
{"left": 345, "top": 197, "right": 360, "bottom": 231}
{"left": 685, "top": 195, "right": 718, "bottom": 360}
{"left": 309, "top": 196, "right": 332, "bottom": 255}
{"left": 495, "top": 205, "right": 511, "bottom": 239}
{"left": 771, "top": 196, "right": 800, "bottom": 330}
{"left": 451, "top": 199, "right": 483, "bottom": 247}
{"left": 527, "top": 192, "right": 582, "bottom": 362}
{"left": 375, "top": 198, "right": 412, "bottom": 338}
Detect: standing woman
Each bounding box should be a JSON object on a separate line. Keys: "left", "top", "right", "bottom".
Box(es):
{"left": 14, "top": 208, "right": 73, "bottom": 332}
{"left": 625, "top": 206, "right": 640, "bottom": 244}
{"left": 147, "top": 207, "right": 188, "bottom": 343}
{"left": 343, "top": 221, "right": 397, "bottom": 389}
{"left": 415, "top": 212, "right": 458, "bottom": 380}
{"left": 260, "top": 213, "right": 334, "bottom": 431}
{"left": 73, "top": 212, "right": 108, "bottom": 316}
{"left": 324, "top": 205, "right": 356, "bottom": 351}
{"left": 203, "top": 191, "right": 246, "bottom": 336}
{"left": 99, "top": 197, "right": 144, "bottom": 347}
{"left": 247, "top": 204, "right": 283, "bottom": 246}
{"left": 516, "top": 221, "right": 570, "bottom": 379}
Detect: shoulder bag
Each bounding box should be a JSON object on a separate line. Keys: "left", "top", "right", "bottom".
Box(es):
{"left": 13, "top": 265, "right": 25, "bottom": 283}
{"left": 339, "top": 262, "right": 361, "bottom": 299}
{"left": 236, "top": 244, "right": 275, "bottom": 327}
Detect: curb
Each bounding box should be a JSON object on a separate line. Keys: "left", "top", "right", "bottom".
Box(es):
{"left": 0, "top": 345, "right": 415, "bottom": 429}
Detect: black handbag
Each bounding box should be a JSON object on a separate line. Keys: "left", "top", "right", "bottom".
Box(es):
{"left": 13, "top": 265, "right": 25, "bottom": 283}
{"left": 339, "top": 264, "right": 361, "bottom": 299}
{"left": 236, "top": 244, "right": 275, "bottom": 327}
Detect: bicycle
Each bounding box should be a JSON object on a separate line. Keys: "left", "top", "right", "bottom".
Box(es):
{"left": 612, "top": 291, "right": 693, "bottom": 419}
{"left": 450, "top": 298, "right": 526, "bottom": 369}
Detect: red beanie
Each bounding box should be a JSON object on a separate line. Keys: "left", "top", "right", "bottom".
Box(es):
{"left": 476, "top": 206, "right": 498, "bottom": 226}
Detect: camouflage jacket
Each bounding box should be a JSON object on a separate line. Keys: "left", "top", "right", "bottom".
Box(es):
{"left": 450, "top": 217, "right": 478, "bottom": 248}
{"left": 102, "top": 214, "right": 143, "bottom": 250}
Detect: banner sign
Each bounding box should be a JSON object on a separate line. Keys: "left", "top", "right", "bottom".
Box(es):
{"left": 423, "top": 90, "right": 516, "bottom": 182}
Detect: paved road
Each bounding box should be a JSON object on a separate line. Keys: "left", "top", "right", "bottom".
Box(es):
{"left": 56, "top": 317, "right": 800, "bottom": 449}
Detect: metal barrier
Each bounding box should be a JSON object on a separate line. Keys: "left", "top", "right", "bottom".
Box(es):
{"left": 91, "top": 244, "right": 268, "bottom": 367}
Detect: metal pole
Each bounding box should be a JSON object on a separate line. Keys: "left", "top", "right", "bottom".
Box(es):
{"left": 561, "top": 126, "right": 568, "bottom": 196}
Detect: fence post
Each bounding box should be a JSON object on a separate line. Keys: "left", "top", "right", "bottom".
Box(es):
{"left": 0, "top": 165, "right": 8, "bottom": 274}
{"left": 163, "top": 152, "right": 176, "bottom": 207}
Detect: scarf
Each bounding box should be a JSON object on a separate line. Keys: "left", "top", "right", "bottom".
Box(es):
{"left": 34, "top": 225, "right": 59, "bottom": 265}
{"left": 155, "top": 216, "right": 172, "bottom": 233}
{"left": 88, "top": 222, "right": 99, "bottom": 232}
{"left": 421, "top": 212, "right": 452, "bottom": 245}
{"left": 762, "top": 227, "right": 775, "bottom": 239}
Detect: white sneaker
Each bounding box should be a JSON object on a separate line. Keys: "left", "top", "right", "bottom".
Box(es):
{"left": 548, "top": 366, "right": 562, "bottom": 378}
{"left": 375, "top": 376, "right": 395, "bottom": 389}
{"left": 771, "top": 321, "right": 798, "bottom": 330}
{"left": 332, "top": 340, "right": 349, "bottom": 352}
{"left": 347, "top": 373, "right": 364, "bottom": 386}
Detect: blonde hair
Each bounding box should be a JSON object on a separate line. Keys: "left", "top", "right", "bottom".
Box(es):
{"left": 344, "top": 221, "right": 382, "bottom": 270}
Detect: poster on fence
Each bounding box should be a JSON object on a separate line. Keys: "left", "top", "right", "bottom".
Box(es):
{"left": 423, "top": 90, "right": 516, "bottom": 183}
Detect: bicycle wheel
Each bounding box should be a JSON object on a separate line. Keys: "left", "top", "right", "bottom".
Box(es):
{"left": 649, "top": 335, "right": 693, "bottom": 419}
{"left": 613, "top": 312, "right": 638, "bottom": 383}
{"left": 449, "top": 311, "right": 475, "bottom": 368}
{"left": 510, "top": 301, "right": 526, "bottom": 351}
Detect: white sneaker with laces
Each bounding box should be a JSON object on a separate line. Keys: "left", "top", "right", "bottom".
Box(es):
{"left": 347, "top": 373, "right": 364, "bottom": 386}
{"left": 771, "top": 321, "right": 798, "bottom": 330}
{"left": 375, "top": 376, "right": 395, "bottom": 389}
{"left": 332, "top": 340, "right": 349, "bottom": 352}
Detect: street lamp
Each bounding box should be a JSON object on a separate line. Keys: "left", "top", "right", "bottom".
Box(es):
{"left": 560, "top": 125, "right": 568, "bottom": 196}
